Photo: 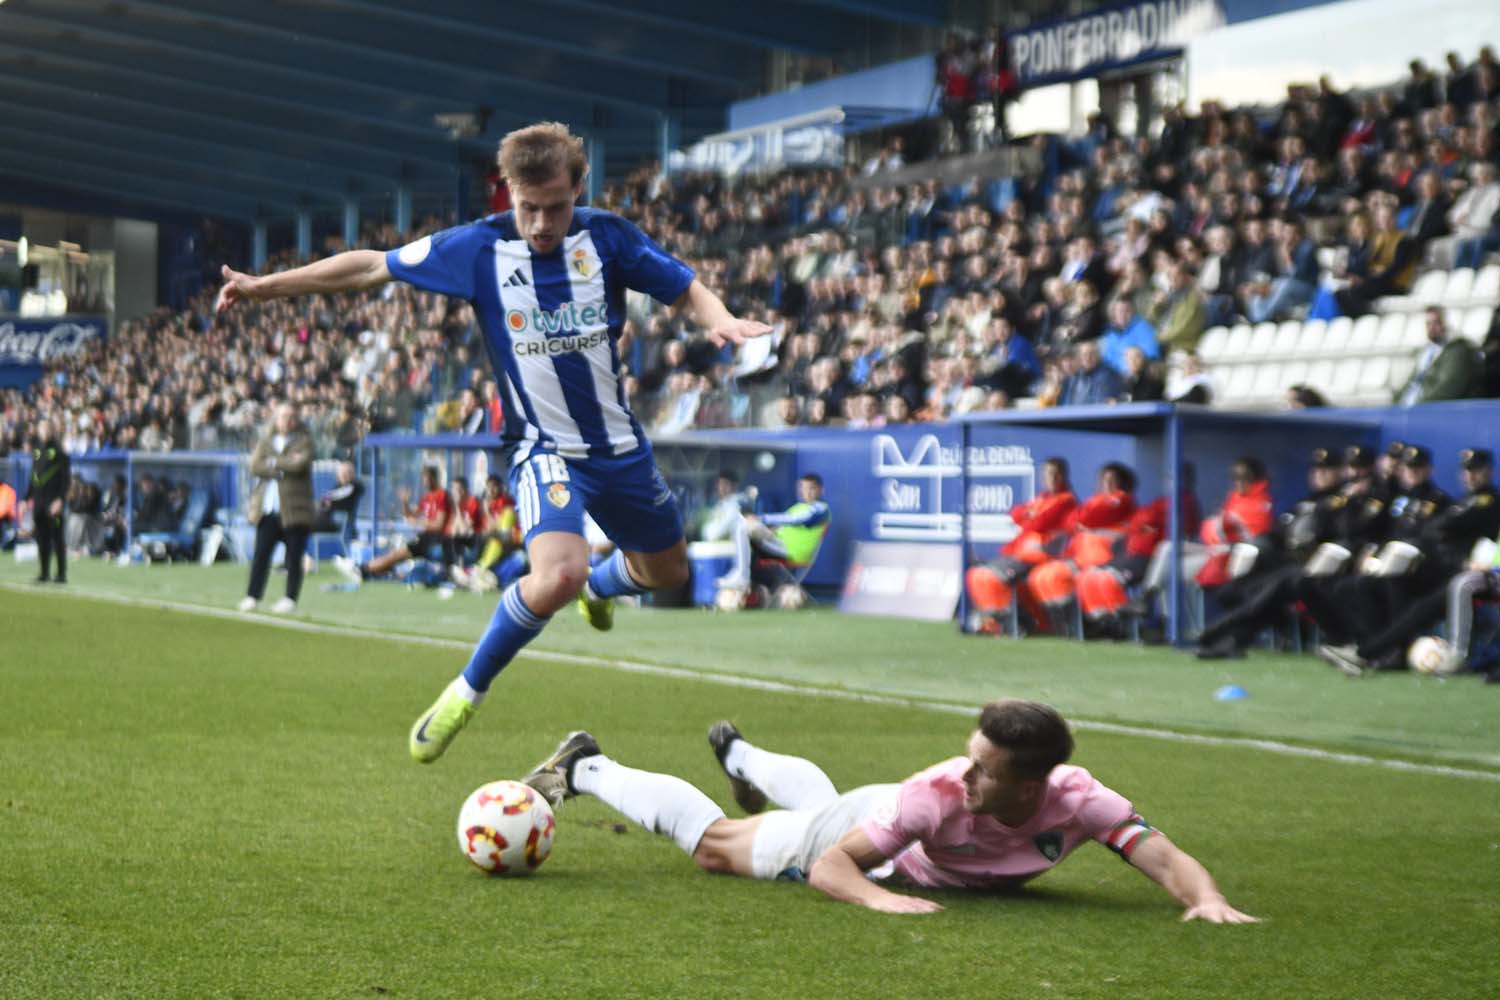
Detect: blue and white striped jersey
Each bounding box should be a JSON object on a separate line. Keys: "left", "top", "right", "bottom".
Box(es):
{"left": 385, "top": 207, "right": 694, "bottom": 461}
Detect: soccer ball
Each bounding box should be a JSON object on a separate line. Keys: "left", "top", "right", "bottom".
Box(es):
{"left": 456, "top": 780, "right": 556, "bottom": 876}
{"left": 1406, "top": 635, "right": 1462, "bottom": 676}
{"left": 774, "top": 584, "right": 808, "bottom": 610}
{"left": 714, "top": 586, "right": 746, "bottom": 612}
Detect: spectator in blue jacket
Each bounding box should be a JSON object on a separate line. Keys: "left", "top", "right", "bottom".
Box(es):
{"left": 1098, "top": 298, "right": 1160, "bottom": 375}
{"left": 1247, "top": 218, "right": 1320, "bottom": 323}
{"left": 1058, "top": 341, "right": 1123, "bottom": 407}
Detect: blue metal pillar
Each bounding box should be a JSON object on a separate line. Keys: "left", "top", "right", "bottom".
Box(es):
{"left": 1166, "top": 407, "right": 1183, "bottom": 646}
{"left": 295, "top": 211, "right": 312, "bottom": 259}
{"left": 251, "top": 223, "right": 268, "bottom": 272}
{"left": 585, "top": 135, "right": 605, "bottom": 204}
{"left": 343, "top": 197, "right": 359, "bottom": 248}
{"left": 958, "top": 416, "right": 972, "bottom": 633}
{"left": 395, "top": 186, "right": 413, "bottom": 235}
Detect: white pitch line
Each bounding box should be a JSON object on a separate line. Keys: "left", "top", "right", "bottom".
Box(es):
{"left": 8, "top": 580, "right": 1500, "bottom": 783}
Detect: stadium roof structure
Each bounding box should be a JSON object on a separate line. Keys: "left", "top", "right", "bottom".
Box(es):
{"left": 0, "top": 0, "right": 946, "bottom": 226}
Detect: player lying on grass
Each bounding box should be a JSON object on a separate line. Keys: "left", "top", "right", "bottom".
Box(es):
{"left": 524, "top": 700, "right": 1259, "bottom": 921}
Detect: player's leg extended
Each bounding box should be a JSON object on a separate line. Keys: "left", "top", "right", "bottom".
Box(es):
{"left": 525, "top": 731, "right": 754, "bottom": 873}
{"left": 709, "top": 721, "right": 838, "bottom": 813}
{"left": 409, "top": 531, "right": 588, "bottom": 763}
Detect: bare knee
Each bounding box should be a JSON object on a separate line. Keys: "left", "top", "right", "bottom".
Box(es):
{"left": 525, "top": 558, "right": 589, "bottom": 614}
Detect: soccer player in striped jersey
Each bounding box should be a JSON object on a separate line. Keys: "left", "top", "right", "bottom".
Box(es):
{"left": 216, "top": 122, "right": 770, "bottom": 762}
{"left": 524, "top": 700, "right": 1259, "bottom": 921}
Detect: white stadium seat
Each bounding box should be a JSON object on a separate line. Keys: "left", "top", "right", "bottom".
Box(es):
{"left": 1410, "top": 270, "right": 1448, "bottom": 306}
{"left": 1225, "top": 364, "right": 1256, "bottom": 401}
{"left": 1402, "top": 311, "right": 1430, "bottom": 349}
{"left": 1443, "top": 268, "right": 1475, "bottom": 305}
{"left": 1251, "top": 363, "right": 1283, "bottom": 400}
{"left": 1376, "top": 312, "right": 1408, "bottom": 350}
{"left": 1390, "top": 355, "right": 1416, "bottom": 389}
{"left": 1461, "top": 306, "right": 1493, "bottom": 346}
{"left": 1198, "top": 326, "right": 1229, "bottom": 363}
{"left": 1321, "top": 317, "right": 1353, "bottom": 354}
{"left": 1348, "top": 314, "right": 1380, "bottom": 351}
{"left": 1271, "top": 321, "right": 1301, "bottom": 357}
{"left": 1222, "top": 323, "right": 1254, "bottom": 360}
{"left": 1282, "top": 360, "right": 1309, "bottom": 388}
{"left": 1331, "top": 358, "right": 1362, "bottom": 397}
{"left": 1247, "top": 322, "right": 1277, "bottom": 358}
{"left": 1358, "top": 355, "right": 1391, "bottom": 391}
{"left": 1306, "top": 359, "right": 1335, "bottom": 393}
{"left": 1294, "top": 319, "right": 1327, "bottom": 356}
{"left": 1473, "top": 265, "right": 1500, "bottom": 304}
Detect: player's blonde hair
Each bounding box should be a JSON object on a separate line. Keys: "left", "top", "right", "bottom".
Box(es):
{"left": 498, "top": 122, "right": 588, "bottom": 188}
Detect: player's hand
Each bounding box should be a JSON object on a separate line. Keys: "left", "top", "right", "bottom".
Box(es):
{"left": 1181, "top": 898, "right": 1259, "bottom": 924}
{"left": 48, "top": 498, "right": 63, "bottom": 517}
{"left": 215, "top": 264, "right": 265, "bottom": 313}
{"left": 867, "top": 893, "right": 943, "bottom": 915}
{"left": 705, "top": 317, "right": 773, "bottom": 348}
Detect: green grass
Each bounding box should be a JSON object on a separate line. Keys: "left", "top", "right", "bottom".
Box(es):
{"left": 2, "top": 562, "right": 1497, "bottom": 998}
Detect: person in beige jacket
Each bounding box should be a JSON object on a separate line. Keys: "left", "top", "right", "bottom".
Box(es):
{"left": 239, "top": 402, "right": 315, "bottom": 614}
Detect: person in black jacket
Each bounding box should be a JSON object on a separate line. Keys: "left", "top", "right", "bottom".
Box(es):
{"left": 25, "top": 418, "right": 70, "bottom": 584}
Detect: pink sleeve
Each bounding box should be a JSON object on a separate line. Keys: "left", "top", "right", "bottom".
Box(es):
{"left": 861, "top": 772, "right": 948, "bottom": 859}
{"left": 1078, "top": 777, "right": 1135, "bottom": 844}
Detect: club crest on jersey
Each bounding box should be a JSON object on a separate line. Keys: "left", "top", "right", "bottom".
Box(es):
{"left": 547, "top": 482, "right": 572, "bottom": 509}
{"left": 1033, "top": 831, "right": 1063, "bottom": 861}
{"left": 570, "top": 247, "right": 594, "bottom": 278}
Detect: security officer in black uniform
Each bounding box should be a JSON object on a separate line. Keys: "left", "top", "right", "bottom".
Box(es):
{"left": 1196, "top": 447, "right": 1351, "bottom": 658}
{"left": 25, "top": 418, "right": 71, "bottom": 584}
{"left": 1306, "top": 444, "right": 1453, "bottom": 650}
{"left": 1323, "top": 448, "right": 1500, "bottom": 673}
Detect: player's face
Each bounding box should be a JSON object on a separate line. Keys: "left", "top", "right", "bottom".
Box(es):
{"left": 798, "top": 478, "right": 822, "bottom": 502}
{"left": 961, "top": 732, "right": 1042, "bottom": 819}
{"left": 512, "top": 169, "right": 580, "bottom": 255}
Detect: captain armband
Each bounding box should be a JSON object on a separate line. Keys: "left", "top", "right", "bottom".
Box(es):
{"left": 1103, "top": 813, "right": 1158, "bottom": 862}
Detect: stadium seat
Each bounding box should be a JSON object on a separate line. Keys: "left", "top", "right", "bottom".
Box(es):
{"left": 1282, "top": 360, "right": 1308, "bottom": 388}
{"left": 1321, "top": 317, "right": 1353, "bottom": 355}
{"left": 1247, "top": 322, "right": 1277, "bottom": 358}
{"left": 1461, "top": 306, "right": 1494, "bottom": 346}
{"left": 1198, "top": 326, "right": 1229, "bottom": 363}
{"left": 1222, "top": 323, "right": 1254, "bottom": 360}
{"left": 1251, "top": 363, "right": 1283, "bottom": 401}
{"left": 1306, "top": 359, "right": 1335, "bottom": 393}
{"left": 1401, "top": 311, "right": 1430, "bottom": 349}
{"left": 1390, "top": 355, "right": 1416, "bottom": 390}
{"left": 1271, "top": 321, "right": 1301, "bottom": 358}
{"left": 1358, "top": 355, "right": 1391, "bottom": 392}
{"left": 1411, "top": 270, "right": 1448, "bottom": 307}
{"left": 1348, "top": 314, "right": 1380, "bottom": 351}
{"left": 1294, "top": 319, "right": 1327, "bottom": 356}
{"left": 1224, "top": 364, "right": 1256, "bottom": 401}
{"left": 1443, "top": 268, "right": 1475, "bottom": 305}
{"left": 1330, "top": 358, "right": 1362, "bottom": 398}
{"left": 1376, "top": 312, "right": 1408, "bottom": 350}
{"left": 1473, "top": 265, "right": 1500, "bottom": 304}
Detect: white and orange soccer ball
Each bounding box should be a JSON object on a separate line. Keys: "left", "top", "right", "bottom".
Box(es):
{"left": 456, "top": 780, "right": 556, "bottom": 876}
{"left": 1407, "top": 635, "right": 1463, "bottom": 676}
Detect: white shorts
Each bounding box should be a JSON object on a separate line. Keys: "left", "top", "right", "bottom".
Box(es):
{"left": 749, "top": 784, "right": 900, "bottom": 881}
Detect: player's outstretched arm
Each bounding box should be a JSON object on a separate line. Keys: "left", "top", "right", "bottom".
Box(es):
{"left": 215, "top": 250, "right": 391, "bottom": 313}
{"left": 1127, "top": 833, "right": 1260, "bottom": 924}
{"left": 808, "top": 828, "right": 942, "bottom": 915}
{"left": 672, "top": 279, "right": 773, "bottom": 348}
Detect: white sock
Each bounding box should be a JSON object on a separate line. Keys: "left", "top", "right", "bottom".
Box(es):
{"left": 572, "top": 755, "right": 725, "bottom": 855}
{"left": 723, "top": 740, "right": 838, "bottom": 811}
{"left": 452, "top": 676, "right": 486, "bottom": 708}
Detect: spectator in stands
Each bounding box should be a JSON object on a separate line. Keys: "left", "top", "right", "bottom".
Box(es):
{"left": 239, "top": 401, "right": 314, "bottom": 615}
{"left": 1426, "top": 162, "right": 1498, "bottom": 269}
{"left": 1404, "top": 59, "right": 1442, "bottom": 113}
{"left": 1166, "top": 353, "right": 1214, "bottom": 405}
{"left": 1404, "top": 170, "right": 1451, "bottom": 247}
{"left": 1396, "top": 306, "right": 1483, "bottom": 405}
{"left": 335, "top": 464, "right": 453, "bottom": 586}
{"left": 1099, "top": 298, "right": 1159, "bottom": 375}
{"left": 976, "top": 316, "right": 1039, "bottom": 400}
{"left": 1335, "top": 201, "right": 1418, "bottom": 316}
{"left": 1058, "top": 342, "right": 1122, "bottom": 407}
{"left": 1246, "top": 218, "right": 1319, "bottom": 322}
{"left": 1286, "top": 385, "right": 1330, "bottom": 409}
{"left": 1148, "top": 262, "right": 1207, "bottom": 354}
{"left": 1120, "top": 347, "right": 1165, "bottom": 403}
{"left": 1446, "top": 51, "right": 1477, "bottom": 109}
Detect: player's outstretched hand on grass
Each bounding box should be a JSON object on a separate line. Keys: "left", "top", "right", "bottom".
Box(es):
{"left": 705, "top": 316, "right": 773, "bottom": 348}
{"left": 868, "top": 893, "right": 944, "bottom": 915}
{"left": 215, "top": 265, "right": 264, "bottom": 313}
{"left": 1181, "top": 898, "right": 1259, "bottom": 924}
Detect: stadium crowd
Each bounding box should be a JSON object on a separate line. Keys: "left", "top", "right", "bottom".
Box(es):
{"left": 3, "top": 47, "right": 1500, "bottom": 460}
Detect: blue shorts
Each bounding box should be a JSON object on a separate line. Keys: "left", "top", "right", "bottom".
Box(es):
{"left": 510, "top": 447, "right": 683, "bottom": 554}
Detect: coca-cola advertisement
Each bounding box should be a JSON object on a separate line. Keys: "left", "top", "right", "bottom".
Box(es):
{"left": 0, "top": 316, "right": 107, "bottom": 369}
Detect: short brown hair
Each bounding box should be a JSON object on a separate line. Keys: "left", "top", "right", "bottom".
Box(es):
{"left": 978, "top": 700, "right": 1074, "bottom": 780}
{"left": 498, "top": 122, "right": 588, "bottom": 188}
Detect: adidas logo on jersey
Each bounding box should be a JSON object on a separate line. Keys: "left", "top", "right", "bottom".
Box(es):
{"left": 502, "top": 268, "right": 530, "bottom": 288}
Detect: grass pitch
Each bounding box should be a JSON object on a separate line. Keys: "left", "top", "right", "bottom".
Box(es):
{"left": 2, "top": 561, "right": 1497, "bottom": 998}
